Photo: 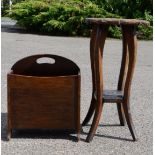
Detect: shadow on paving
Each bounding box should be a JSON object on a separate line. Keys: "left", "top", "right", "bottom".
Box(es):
{"left": 1, "top": 26, "right": 27, "bottom": 34}
{"left": 1, "top": 26, "right": 69, "bottom": 37}
{"left": 1, "top": 113, "right": 134, "bottom": 142}
{"left": 1, "top": 113, "right": 78, "bottom": 142}
{"left": 81, "top": 124, "right": 134, "bottom": 142}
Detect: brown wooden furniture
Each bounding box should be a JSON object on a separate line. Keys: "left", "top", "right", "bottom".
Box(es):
{"left": 7, "top": 54, "right": 81, "bottom": 141}
{"left": 82, "top": 18, "right": 149, "bottom": 142}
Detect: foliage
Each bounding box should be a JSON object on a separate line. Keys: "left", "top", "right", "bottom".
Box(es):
{"left": 91, "top": 0, "right": 153, "bottom": 39}
{"left": 6, "top": 0, "right": 153, "bottom": 39}
{"left": 1, "top": 0, "right": 23, "bottom": 15}
{"left": 8, "top": 0, "right": 120, "bottom": 36}
{"left": 137, "top": 11, "right": 153, "bottom": 40}
{"left": 108, "top": 26, "right": 122, "bottom": 39}
{"left": 91, "top": 0, "right": 153, "bottom": 18}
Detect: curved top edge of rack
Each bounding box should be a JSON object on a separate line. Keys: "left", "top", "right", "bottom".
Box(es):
{"left": 85, "top": 18, "right": 150, "bottom": 26}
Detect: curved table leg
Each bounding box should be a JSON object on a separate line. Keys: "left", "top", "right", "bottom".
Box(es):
{"left": 82, "top": 26, "right": 98, "bottom": 126}
{"left": 117, "top": 103, "right": 125, "bottom": 126}
{"left": 82, "top": 95, "right": 96, "bottom": 126}
{"left": 122, "top": 26, "right": 138, "bottom": 141}
{"left": 86, "top": 25, "right": 108, "bottom": 142}
{"left": 86, "top": 99, "right": 103, "bottom": 142}
{"left": 122, "top": 100, "right": 137, "bottom": 141}
{"left": 117, "top": 27, "right": 129, "bottom": 126}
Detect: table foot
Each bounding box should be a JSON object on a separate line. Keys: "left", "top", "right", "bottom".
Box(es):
{"left": 86, "top": 133, "right": 93, "bottom": 142}
{"left": 122, "top": 101, "right": 138, "bottom": 141}
{"left": 85, "top": 101, "right": 103, "bottom": 142}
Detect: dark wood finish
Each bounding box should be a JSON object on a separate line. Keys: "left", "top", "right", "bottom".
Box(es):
{"left": 83, "top": 18, "right": 149, "bottom": 142}
{"left": 116, "top": 102, "right": 125, "bottom": 126}
{"left": 7, "top": 78, "right": 12, "bottom": 140}
{"left": 94, "top": 90, "right": 123, "bottom": 103}
{"left": 86, "top": 25, "right": 108, "bottom": 142}
{"left": 116, "top": 27, "right": 129, "bottom": 126}
{"left": 11, "top": 54, "right": 79, "bottom": 76}
{"left": 103, "top": 90, "right": 123, "bottom": 103}
{"left": 7, "top": 54, "right": 81, "bottom": 141}
{"left": 122, "top": 26, "right": 138, "bottom": 141}
{"left": 82, "top": 26, "right": 98, "bottom": 126}
{"left": 75, "top": 75, "right": 81, "bottom": 141}
{"left": 86, "top": 18, "right": 149, "bottom": 26}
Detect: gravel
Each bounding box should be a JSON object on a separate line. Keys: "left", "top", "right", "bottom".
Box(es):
{"left": 1, "top": 21, "right": 153, "bottom": 155}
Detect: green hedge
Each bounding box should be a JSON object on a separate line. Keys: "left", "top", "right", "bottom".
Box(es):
{"left": 8, "top": 0, "right": 152, "bottom": 39}
{"left": 1, "top": 0, "right": 23, "bottom": 15}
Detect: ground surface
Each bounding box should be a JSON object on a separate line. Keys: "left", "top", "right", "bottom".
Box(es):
{"left": 1, "top": 18, "right": 153, "bottom": 155}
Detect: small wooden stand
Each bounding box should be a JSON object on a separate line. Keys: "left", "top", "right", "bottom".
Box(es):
{"left": 82, "top": 18, "right": 149, "bottom": 142}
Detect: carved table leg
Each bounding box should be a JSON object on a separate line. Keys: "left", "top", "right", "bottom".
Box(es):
{"left": 82, "top": 26, "right": 98, "bottom": 126}
{"left": 122, "top": 25, "right": 138, "bottom": 141}
{"left": 117, "top": 103, "right": 125, "bottom": 126}
{"left": 86, "top": 25, "right": 108, "bottom": 142}
{"left": 117, "top": 27, "right": 129, "bottom": 126}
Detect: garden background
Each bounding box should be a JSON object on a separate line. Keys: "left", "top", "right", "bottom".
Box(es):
{"left": 1, "top": 0, "right": 153, "bottom": 39}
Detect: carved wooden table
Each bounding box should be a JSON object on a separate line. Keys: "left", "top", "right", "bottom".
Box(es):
{"left": 82, "top": 18, "right": 149, "bottom": 142}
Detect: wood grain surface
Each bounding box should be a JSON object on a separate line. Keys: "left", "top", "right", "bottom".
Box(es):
{"left": 7, "top": 54, "right": 81, "bottom": 141}
{"left": 85, "top": 18, "right": 149, "bottom": 26}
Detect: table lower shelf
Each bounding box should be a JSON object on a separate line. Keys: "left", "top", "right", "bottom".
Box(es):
{"left": 94, "top": 90, "right": 123, "bottom": 103}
